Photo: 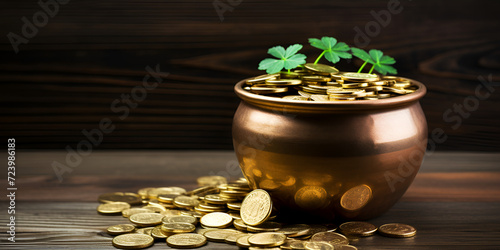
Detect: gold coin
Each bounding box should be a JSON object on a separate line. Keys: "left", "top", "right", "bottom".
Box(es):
{"left": 276, "top": 224, "right": 310, "bottom": 237}
{"left": 166, "top": 233, "right": 207, "bottom": 248}
{"left": 299, "top": 86, "right": 326, "bottom": 94}
{"left": 161, "top": 222, "right": 196, "bottom": 234}
{"left": 186, "top": 186, "right": 218, "bottom": 196}
{"left": 294, "top": 186, "right": 328, "bottom": 210}
{"left": 341, "top": 72, "right": 379, "bottom": 82}
{"left": 330, "top": 96, "right": 356, "bottom": 101}
{"left": 121, "top": 208, "right": 155, "bottom": 218}
{"left": 174, "top": 195, "right": 199, "bottom": 208}
{"left": 236, "top": 234, "right": 253, "bottom": 248}
{"left": 220, "top": 189, "right": 248, "bottom": 199}
{"left": 377, "top": 93, "right": 392, "bottom": 99}
{"left": 147, "top": 187, "right": 186, "bottom": 199}
{"left": 151, "top": 225, "right": 171, "bottom": 239}
{"left": 246, "top": 74, "right": 279, "bottom": 84}
{"left": 228, "top": 211, "right": 241, "bottom": 220}
{"left": 383, "top": 86, "right": 407, "bottom": 94}
{"left": 378, "top": 223, "right": 416, "bottom": 238}
{"left": 247, "top": 221, "right": 282, "bottom": 233}
{"left": 204, "top": 229, "right": 241, "bottom": 242}
{"left": 241, "top": 189, "right": 273, "bottom": 226}
{"left": 248, "top": 232, "right": 287, "bottom": 247}
{"left": 112, "top": 233, "right": 154, "bottom": 249}
{"left": 305, "top": 241, "right": 334, "bottom": 250}
{"left": 342, "top": 82, "right": 369, "bottom": 88}
{"left": 227, "top": 202, "right": 242, "bottom": 210}
{"left": 180, "top": 210, "right": 203, "bottom": 219}
{"left": 282, "top": 95, "right": 309, "bottom": 101}
{"left": 134, "top": 227, "right": 154, "bottom": 235}
{"left": 233, "top": 219, "right": 248, "bottom": 231}
{"left": 129, "top": 213, "right": 164, "bottom": 227}
{"left": 369, "top": 80, "right": 389, "bottom": 86}
{"left": 265, "top": 79, "right": 302, "bottom": 86}
{"left": 298, "top": 90, "right": 312, "bottom": 98}
{"left": 226, "top": 183, "right": 251, "bottom": 191}
{"left": 163, "top": 215, "right": 197, "bottom": 225}
{"left": 244, "top": 86, "right": 288, "bottom": 94}
{"left": 304, "top": 63, "right": 339, "bottom": 74}
{"left": 106, "top": 224, "right": 136, "bottom": 236}
{"left": 200, "top": 212, "right": 233, "bottom": 228}
{"left": 290, "top": 240, "right": 307, "bottom": 249}
{"left": 98, "top": 192, "right": 142, "bottom": 205}
{"left": 326, "top": 88, "right": 364, "bottom": 95}
{"left": 310, "top": 232, "right": 349, "bottom": 245}
{"left": 205, "top": 194, "right": 235, "bottom": 205}
{"left": 280, "top": 239, "right": 301, "bottom": 249}
{"left": 340, "top": 184, "right": 372, "bottom": 211}
{"left": 339, "top": 221, "right": 377, "bottom": 236}
{"left": 97, "top": 202, "right": 130, "bottom": 215}
{"left": 302, "top": 76, "right": 331, "bottom": 82}
{"left": 225, "top": 232, "right": 248, "bottom": 244}
{"left": 157, "top": 193, "right": 179, "bottom": 204}
{"left": 310, "top": 95, "right": 329, "bottom": 102}
{"left": 160, "top": 209, "right": 183, "bottom": 217}
{"left": 142, "top": 203, "right": 168, "bottom": 212}
{"left": 137, "top": 187, "right": 154, "bottom": 199}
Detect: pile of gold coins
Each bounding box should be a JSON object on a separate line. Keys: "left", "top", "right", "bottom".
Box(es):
{"left": 243, "top": 63, "right": 418, "bottom": 101}
{"left": 97, "top": 176, "right": 416, "bottom": 249}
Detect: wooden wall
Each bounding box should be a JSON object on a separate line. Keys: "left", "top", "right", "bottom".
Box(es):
{"left": 1, "top": 0, "right": 499, "bottom": 150}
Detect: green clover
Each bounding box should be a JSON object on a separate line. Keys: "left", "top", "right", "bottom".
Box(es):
{"left": 351, "top": 48, "right": 397, "bottom": 75}
{"left": 308, "top": 36, "right": 351, "bottom": 64}
{"left": 258, "top": 44, "right": 307, "bottom": 74}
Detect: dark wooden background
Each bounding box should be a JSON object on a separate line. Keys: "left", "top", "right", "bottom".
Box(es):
{"left": 1, "top": 0, "right": 499, "bottom": 150}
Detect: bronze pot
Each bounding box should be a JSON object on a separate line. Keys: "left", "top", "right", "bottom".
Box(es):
{"left": 232, "top": 78, "right": 427, "bottom": 221}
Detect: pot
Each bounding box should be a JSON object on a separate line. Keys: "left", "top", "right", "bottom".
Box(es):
{"left": 232, "top": 78, "right": 427, "bottom": 221}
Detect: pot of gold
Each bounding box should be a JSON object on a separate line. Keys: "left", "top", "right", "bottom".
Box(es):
{"left": 232, "top": 37, "right": 427, "bottom": 221}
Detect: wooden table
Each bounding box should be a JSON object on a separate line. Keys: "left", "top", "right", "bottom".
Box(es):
{"left": 1, "top": 151, "right": 499, "bottom": 249}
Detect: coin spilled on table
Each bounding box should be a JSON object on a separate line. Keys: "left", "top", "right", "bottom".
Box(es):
{"left": 97, "top": 176, "right": 416, "bottom": 249}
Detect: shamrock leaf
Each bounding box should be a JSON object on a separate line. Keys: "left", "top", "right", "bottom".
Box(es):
{"left": 369, "top": 49, "right": 397, "bottom": 75}
{"left": 308, "top": 36, "right": 351, "bottom": 64}
{"left": 258, "top": 44, "right": 307, "bottom": 74}
{"left": 351, "top": 48, "right": 397, "bottom": 75}
{"left": 351, "top": 47, "right": 373, "bottom": 63}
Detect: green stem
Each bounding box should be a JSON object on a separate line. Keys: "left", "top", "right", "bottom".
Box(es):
{"left": 288, "top": 69, "right": 291, "bottom": 73}
{"left": 314, "top": 50, "right": 326, "bottom": 64}
{"left": 357, "top": 61, "right": 368, "bottom": 73}
{"left": 368, "top": 65, "right": 375, "bottom": 74}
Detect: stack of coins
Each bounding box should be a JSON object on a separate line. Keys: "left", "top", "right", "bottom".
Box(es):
{"left": 97, "top": 176, "right": 416, "bottom": 249}
{"left": 243, "top": 63, "right": 418, "bottom": 101}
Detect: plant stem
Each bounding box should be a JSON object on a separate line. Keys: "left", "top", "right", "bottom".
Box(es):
{"left": 368, "top": 65, "right": 375, "bottom": 74}
{"left": 288, "top": 69, "right": 291, "bottom": 73}
{"left": 314, "top": 51, "right": 326, "bottom": 64}
{"left": 357, "top": 61, "right": 368, "bottom": 73}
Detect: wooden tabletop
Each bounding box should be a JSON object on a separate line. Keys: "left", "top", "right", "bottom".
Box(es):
{"left": 1, "top": 151, "right": 500, "bottom": 249}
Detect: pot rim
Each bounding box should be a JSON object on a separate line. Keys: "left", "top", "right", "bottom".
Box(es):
{"left": 234, "top": 77, "right": 426, "bottom": 112}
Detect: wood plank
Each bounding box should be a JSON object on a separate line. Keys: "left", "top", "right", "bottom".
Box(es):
{"left": 0, "top": 0, "right": 499, "bottom": 150}
{"left": 0, "top": 201, "right": 498, "bottom": 249}
{"left": 0, "top": 151, "right": 499, "bottom": 202}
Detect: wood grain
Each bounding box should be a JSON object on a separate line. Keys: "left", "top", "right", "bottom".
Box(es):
{"left": 0, "top": 151, "right": 499, "bottom": 249}
{"left": 0, "top": 0, "right": 499, "bottom": 150}
{"left": 1, "top": 201, "right": 499, "bottom": 249}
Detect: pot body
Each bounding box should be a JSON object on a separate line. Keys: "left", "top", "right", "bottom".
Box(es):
{"left": 232, "top": 78, "right": 428, "bottom": 221}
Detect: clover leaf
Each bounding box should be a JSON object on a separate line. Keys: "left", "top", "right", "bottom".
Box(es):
{"left": 258, "top": 44, "right": 307, "bottom": 74}
{"left": 351, "top": 48, "right": 397, "bottom": 75}
{"left": 308, "top": 36, "right": 351, "bottom": 64}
